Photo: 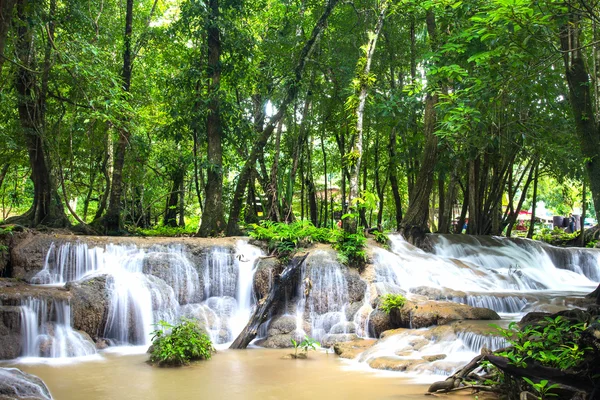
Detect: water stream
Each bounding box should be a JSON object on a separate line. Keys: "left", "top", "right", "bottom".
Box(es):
{"left": 5, "top": 233, "right": 599, "bottom": 391}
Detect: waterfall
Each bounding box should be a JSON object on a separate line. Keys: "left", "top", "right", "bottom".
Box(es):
{"left": 296, "top": 250, "right": 353, "bottom": 342}
{"left": 21, "top": 239, "right": 263, "bottom": 357}
{"left": 20, "top": 298, "right": 96, "bottom": 358}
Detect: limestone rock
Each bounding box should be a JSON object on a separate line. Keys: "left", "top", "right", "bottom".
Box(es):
{"left": 394, "top": 300, "right": 500, "bottom": 328}
{"left": 0, "top": 306, "right": 22, "bottom": 360}
{"left": 66, "top": 275, "right": 109, "bottom": 340}
{"left": 333, "top": 338, "right": 377, "bottom": 359}
{"left": 253, "top": 257, "right": 280, "bottom": 300}
{"left": 367, "top": 310, "right": 393, "bottom": 337}
{"left": 321, "top": 333, "right": 359, "bottom": 348}
{"left": 0, "top": 368, "right": 53, "bottom": 400}
{"left": 422, "top": 354, "right": 447, "bottom": 362}
{"left": 367, "top": 356, "right": 425, "bottom": 372}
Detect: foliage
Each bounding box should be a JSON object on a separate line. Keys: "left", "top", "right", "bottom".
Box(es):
{"left": 533, "top": 228, "right": 580, "bottom": 246}
{"left": 248, "top": 221, "right": 367, "bottom": 267}
{"left": 149, "top": 318, "right": 214, "bottom": 366}
{"left": 372, "top": 230, "right": 389, "bottom": 246}
{"left": 522, "top": 378, "right": 560, "bottom": 400}
{"left": 248, "top": 221, "right": 334, "bottom": 255}
{"left": 379, "top": 294, "right": 406, "bottom": 314}
{"left": 332, "top": 229, "right": 367, "bottom": 267}
{"left": 493, "top": 317, "right": 589, "bottom": 370}
{"left": 290, "top": 336, "right": 320, "bottom": 358}
{"left": 134, "top": 224, "right": 197, "bottom": 237}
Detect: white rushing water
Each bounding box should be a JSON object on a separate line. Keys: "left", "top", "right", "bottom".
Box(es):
{"left": 23, "top": 240, "right": 263, "bottom": 357}
{"left": 20, "top": 298, "right": 96, "bottom": 359}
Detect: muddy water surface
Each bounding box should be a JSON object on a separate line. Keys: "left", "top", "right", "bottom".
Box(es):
{"left": 8, "top": 348, "right": 478, "bottom": 400}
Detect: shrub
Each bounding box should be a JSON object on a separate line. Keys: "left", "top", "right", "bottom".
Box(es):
{"left": 332, "top": 229, "right": 367, "bottom": 267}
{"left": 149, "top": 318, "right": 214, "bottom": 366}
{"left": 379, "top": 294, "right": 406, "bottom": 314}
{"left": 372, "top": 230, "right": 390, "bottom": 246}
{"left": 493, "top": 316, "right": 589, "bottom": 370}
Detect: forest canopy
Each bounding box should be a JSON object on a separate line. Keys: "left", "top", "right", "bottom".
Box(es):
{"left": 0, "top": 0, "right": 599, "bottom": 241}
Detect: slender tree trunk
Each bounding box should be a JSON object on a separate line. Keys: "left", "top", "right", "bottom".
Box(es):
{"left": 321, "top": 122, "right": 328, "bottom": 227}
{"left": 198, "top": 0, "right": 226, "bottom": 236}
{"left": 0, "top": 164, "right": 9, "bottom": 191}
{"left": 439, "top": 171, "right": 456, "bottom": 234}
{"left": 388, "top": 125, "right": 403, "bottom": 231}
{"left": 225, "top": 0, "right": 339, "bottom": 235}
{"left": 94, "top": 131, "right": 111, "bottom": 220}
{"left": 581, "top": 179, "right": 586, "bottom": 247}
{"left": 267, "top": 120, "right": 283, "bottom": 222}
{"left": 506, "top": 162, "right": 535, "bottom": 237}
{"left": 306, "top": 134, "right": 318, "bottom": 225}
{"left": 527, "top": 163, "right": 539, "bottom": 239}
{"left": 347, "top": 1, "right": 387, "bottom": 233}
{"left": 164, "top": 167, "right": 184, "bottom": 227}
{"left": 456, "top": 183, "right": 469, "bottom": 234}
{"left": 100, "top": 0, "right": 133, "bottom": 233}
{"left": 7, "top": 0, "right": 68, "bottom": 228}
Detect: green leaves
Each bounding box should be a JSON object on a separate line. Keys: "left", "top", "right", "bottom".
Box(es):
{"left": 149, "top": 318, "right": 214, "bottom": 366}
{"left": 379, "top": 294, "right": 406, "bottom": 314}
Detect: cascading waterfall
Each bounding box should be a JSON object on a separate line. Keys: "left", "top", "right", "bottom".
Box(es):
{"left": 20, "top": 297, "right": 96, "bottom": 358}
{"left": 296, "top": 250, "right": 354, "bottom": 342}
{"left": 20, "top": 239, "right": 263, "bottom": 358}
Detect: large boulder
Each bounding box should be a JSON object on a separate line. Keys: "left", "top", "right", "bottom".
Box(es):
{"left": 255, "top": 315, "right": 309, "bottom": 348}
{"left": 66, "top": 275, "right": 109, "bottom": 341}
{"left": 367, "top": 309, "right": 393, "bottom": 337}
{"left": 0, "top": 368, "right": 53, "bottom": 400}
{"left": 367, "top": 356, "right": 426, "bottom": 372}
{"left": 0, "top": 306, "right": 22, "bottom": 359}
{"left": 321, "top": 333, "right": 359, "bottom": 348}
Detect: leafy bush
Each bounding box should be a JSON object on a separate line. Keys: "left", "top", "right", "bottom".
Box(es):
{"left": 380, "top": 294, "right": 406, "bottom": 314}
{"left": 493, "top": 316, "right": 588, "bottom": 370}
{"left": 149, "top": 318, "right": 214, "bottom": 366}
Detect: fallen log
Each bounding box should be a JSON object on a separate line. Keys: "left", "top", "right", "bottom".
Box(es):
{"left": 230, "top": 252, "right": 309, "bottom": 349}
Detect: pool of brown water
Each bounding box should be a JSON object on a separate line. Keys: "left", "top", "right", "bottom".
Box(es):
{"left": 5, "top": 348, "right": 480, "bottom": 400}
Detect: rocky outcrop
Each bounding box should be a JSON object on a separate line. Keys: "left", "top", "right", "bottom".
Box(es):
{"left": 367, "top": 356, "right": 426, "bottom": 371}
{"left": 66, "top": 276, "right": 109, "bottom": 341}
{"left": 0, "top": 368, "right": 53, "bottom": 400}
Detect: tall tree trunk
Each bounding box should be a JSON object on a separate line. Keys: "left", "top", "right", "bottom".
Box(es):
{"left": 347, "top": 1, "right": 387, "bottom": 233}
{"left": 560, "top": 11, "right": 600, "bottom": 225}
{"left": 399, "top": 10, "right": 439, "bottom": 246}
{"left": 527, "top": 163, "right": 539, "bottom": 239}
{"left": 100, "top": 0, "right": 134, "bottom": 233}
{"left": 457, "top": 183, "right": 469, "bottom": 234}
{"left": 439, "top": 171, "right": 456, "bottom": 234}
{"left": 198, "top": 0, "right": 226, "bottom": 237}
{"left": 305, "top": 134, "right": 318, "bottom": 225}
{"left": 320, "top": 121, "right": 328, "bottom": 227}
{"left": 267, "top": 120, "right": 283, "bottom": 222}
{"left": 7, "top": 0, "right": 68, "bottom": 228}
{"left": 225, "top": 0, "right": 340, "bottom": 236}
{"left": 388, "top": 125, "right": 403, "bottom": 231}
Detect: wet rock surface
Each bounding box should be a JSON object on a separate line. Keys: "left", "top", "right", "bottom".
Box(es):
{"left": 66, "top": 276, "right": 109, "bottom": 340}
{"left": 333, "top": 338, "right": 377, "bottom": 359}
{"left": 0, "top": 368, "right": 53, "bottom": 400}
{"left": 0, "top": 306, "right": 22, "bottom": 359}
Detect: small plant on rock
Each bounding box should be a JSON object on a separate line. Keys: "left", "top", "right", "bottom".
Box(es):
{"left": 380, "top": 294, "right": 406, "bottom": 314}
{"left": 289, "top": 336, "right": 320, "bottom": 359}
{"left": 149, "top": 318, "right": 214, "bottom": 366}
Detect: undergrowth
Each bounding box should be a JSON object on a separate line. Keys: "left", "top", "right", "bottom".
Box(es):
{"left": 379, "top": 294, "right": 406, "bottom": 314}
{"left": 248, "top": 220, "right": 367, "bottom": 267}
